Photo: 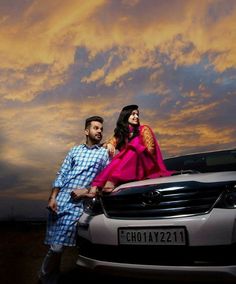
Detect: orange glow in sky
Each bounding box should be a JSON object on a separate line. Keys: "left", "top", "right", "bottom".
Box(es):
{"left": 0, "top": 0, "right": 235, "bottom": 219}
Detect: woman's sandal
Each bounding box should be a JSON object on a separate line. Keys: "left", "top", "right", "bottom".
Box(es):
{"left": 103, "top": 187, "right": 115, "bottom": 193}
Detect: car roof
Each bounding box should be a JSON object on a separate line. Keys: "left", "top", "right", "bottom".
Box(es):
{"left": 164, "top": 148, "right": 236, "bottom": 160}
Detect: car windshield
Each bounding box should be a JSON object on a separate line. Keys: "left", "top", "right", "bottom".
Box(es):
{"left": 164, "top": 149, "right": 236, "bottom": 173}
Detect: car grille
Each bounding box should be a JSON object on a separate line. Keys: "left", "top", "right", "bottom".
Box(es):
{"left": 101, "top": 181, "right": 235, "bottom": 218}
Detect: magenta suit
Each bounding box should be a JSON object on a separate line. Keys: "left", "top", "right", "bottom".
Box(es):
{"left": 92, "top": 125, "right": 173, "bottom": 188}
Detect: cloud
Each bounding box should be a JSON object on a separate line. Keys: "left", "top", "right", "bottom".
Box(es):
{"left": 0, "top": 0, "right": 107, "bottom": 68}
{"left": 1, "top": 0, "right": 236, "bottom": 104}
{"left": 0, "top": 0, "right": 236, "bottom": 219}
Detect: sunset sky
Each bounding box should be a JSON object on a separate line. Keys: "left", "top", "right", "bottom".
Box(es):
{"left": 0, "top": 0, "right": 235, "bottom": 220}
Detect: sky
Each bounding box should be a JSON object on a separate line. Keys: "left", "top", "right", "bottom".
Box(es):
{"left": 0, "top": 0, "right": 235, "bottom": 220}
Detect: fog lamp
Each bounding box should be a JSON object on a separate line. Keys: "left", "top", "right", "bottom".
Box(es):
{"left": 83, "top": 196, "right": 103, "bottom": 215}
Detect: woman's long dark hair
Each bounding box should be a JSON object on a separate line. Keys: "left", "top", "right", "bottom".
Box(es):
{"left": 114, "top": 106, "right": 140, "bottom": 150}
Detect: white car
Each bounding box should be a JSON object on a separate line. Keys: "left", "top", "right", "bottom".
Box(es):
{"left": 77, "top": 149, "right": 236, "bottom": 282}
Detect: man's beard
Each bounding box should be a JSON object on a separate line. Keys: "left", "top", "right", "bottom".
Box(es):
{"left": 90, "top": 135, "right": 102, "bottom": 143}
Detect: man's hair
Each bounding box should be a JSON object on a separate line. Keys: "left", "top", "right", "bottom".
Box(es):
{"left": 85, "top": 116, "right": 104, "bottom": 129}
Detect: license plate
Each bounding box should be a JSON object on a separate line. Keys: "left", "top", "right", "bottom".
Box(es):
{"left": 118, "top": 227, "right": 187, "bottom": 245}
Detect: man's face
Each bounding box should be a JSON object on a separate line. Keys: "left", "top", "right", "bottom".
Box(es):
{"left": 85, "top": 121, "right": 103, "bottom": 144}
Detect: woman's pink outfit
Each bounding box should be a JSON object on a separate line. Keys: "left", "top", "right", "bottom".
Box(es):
{"left": 92, "top": 125, "right": 173, "bottom": 188}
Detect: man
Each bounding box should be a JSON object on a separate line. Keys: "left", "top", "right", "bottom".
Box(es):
{"left": 39, "top": 116, "right": 109, "bottom": 284}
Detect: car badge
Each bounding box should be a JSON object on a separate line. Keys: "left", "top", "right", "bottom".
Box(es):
{"left": 141, "top": 190, "right": 162, "bottom": 207}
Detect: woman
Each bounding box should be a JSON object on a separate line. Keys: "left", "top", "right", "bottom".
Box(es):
{"left": 79, "top": 104, "right": 173, "bottom": 197}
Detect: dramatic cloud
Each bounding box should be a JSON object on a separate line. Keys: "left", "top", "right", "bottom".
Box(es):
{"left": 0, "top": 0, "right": 235, "bottom": 219}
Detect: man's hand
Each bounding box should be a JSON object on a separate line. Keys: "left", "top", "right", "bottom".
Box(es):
{"left": 71, "top": 188, "right": 88, "bottom": 200}
{"left": 47, "top": 196, "right": 57, "bottom": 214}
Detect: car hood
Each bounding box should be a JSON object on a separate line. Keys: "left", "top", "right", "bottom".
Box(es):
{"left": 110, "top": 171, "right": 236, "bottom": 196}
{"left": 99, "top": 171, "right": 236, "bottom": 218}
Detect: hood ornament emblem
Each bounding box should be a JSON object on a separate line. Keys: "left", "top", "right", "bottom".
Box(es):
{"left": 141, "top": 190, "right": 162, "bottom": 207}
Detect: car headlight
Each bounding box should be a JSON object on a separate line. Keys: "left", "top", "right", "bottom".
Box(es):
{"left": 216, "top": 185, "right": 236, "bottom": 209}
{"left": 83, "top": 196, "right": 103, "bottom": 215}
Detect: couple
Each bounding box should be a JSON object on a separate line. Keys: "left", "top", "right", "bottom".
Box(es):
{"left": 75, "top": 104, "right": 172, "bottom": 198}
{"left": 39, "top": 104, "right": 172, "bottom": 283}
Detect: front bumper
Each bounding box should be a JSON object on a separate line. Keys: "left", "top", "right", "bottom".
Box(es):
{"left": 76, "top": 254, "right": 236, "bottom": 282}
{"left": 77, "top": 238, "right": 236, "bottom": 266}
{"left": 77, "top": 208, "right": 236, "bottom": 281}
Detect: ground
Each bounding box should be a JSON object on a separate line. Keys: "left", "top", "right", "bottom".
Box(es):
{"left": 0, "top": 221, "right": 147, "bottom": 284}
{"left": 0, "top": 221, "right": 230, "bottom": 284}
{"left": 0, "top": 221, "right": 77, "bottom": 284}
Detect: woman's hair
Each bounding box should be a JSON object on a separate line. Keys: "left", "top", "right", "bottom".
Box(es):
{"left": 114, "top": 105, "right": 140, "bottom": 150}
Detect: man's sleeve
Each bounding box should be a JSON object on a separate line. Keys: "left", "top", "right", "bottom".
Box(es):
{"left": 52, "top": 147, "right": 74, "bottom": 188}
{"left": 102, "top": 149, "right": 110, "bottom": 168}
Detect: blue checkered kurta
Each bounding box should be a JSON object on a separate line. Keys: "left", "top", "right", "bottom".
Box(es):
{"left": 45, "top": 144, "right": 109, "bottom": 246}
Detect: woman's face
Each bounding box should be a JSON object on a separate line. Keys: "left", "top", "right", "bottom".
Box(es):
{"left": 128, "top": 110, "right": 139, "bottom": 125}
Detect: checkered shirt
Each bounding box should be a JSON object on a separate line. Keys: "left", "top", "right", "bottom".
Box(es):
{"left": 45, "top": 144, "right": 109, "bottom": 246}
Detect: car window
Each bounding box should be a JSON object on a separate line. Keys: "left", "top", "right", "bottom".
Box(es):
{"left": 206, "top": 152, "right": 236, "bottom": 166}
{"left": 164, "top": 149, "right": 236, "bottom": 173}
